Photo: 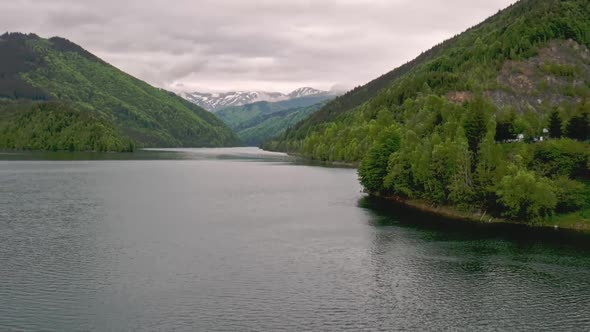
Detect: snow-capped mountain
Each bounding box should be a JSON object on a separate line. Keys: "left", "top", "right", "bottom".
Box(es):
{"left": 182, "top": 87, "right": 330, "bottom": 112}
{"left": 287, "top": 87, "right": 327, "bottom": 99}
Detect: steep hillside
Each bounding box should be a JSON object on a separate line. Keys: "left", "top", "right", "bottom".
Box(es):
{"left": 235, "top": 100, "right": 328, "bottom": 146}
{"left": 0, "top": 101, "right": 134, "bottom": 151}
{"left": 217, "top": 95, "right": 332, "bottom": 128}
{"left": 264, "top": 0, "right": 590, "bottom": 160}
{"left": 264, "top": 0, "right": 590, "bottom": 225}
{"left": 0, "top": 33, "right": 239, "bottom": 150}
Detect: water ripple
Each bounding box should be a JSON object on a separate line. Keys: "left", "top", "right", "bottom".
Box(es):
{"left": 1, "top": 155, "right": 590, "bottom": 331}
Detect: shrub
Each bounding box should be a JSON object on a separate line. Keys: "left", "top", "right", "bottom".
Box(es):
{"left": 531, "top": 139, "right": 590, "bottom": 177}
{"left": 496, "top": 169, "right": 557, "bottom": 222}
{"left": 552, "top": 177, "right": 587, "bottom": 213}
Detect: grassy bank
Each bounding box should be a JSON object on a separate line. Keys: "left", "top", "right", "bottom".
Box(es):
{"left": 381, "top": 194, "right": 590, "bottom": 232}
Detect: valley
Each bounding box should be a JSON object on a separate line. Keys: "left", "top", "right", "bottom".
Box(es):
{"left": 0, "top": 1, "right": 588, "bottom": 234}
{"left": 2, "top": 0, "right": 590, "bottom": 330}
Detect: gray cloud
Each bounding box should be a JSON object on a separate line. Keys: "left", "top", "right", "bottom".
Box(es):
{"left": 1, "top": 0, "right": 516, "bottom": 93}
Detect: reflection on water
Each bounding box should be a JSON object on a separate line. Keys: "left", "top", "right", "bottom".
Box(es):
{"left": 361, "top": 196, "right": 590, "bottom": 250}
{"left": 1, "top": 148, "right": 589, "bottom": 331}
{"left": 362, "top": 196, "right": 590, "bottom": 330}
{"left": 0, "top": 147, "right": 291, "bottom": 161}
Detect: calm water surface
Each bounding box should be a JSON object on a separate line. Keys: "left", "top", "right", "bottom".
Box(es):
{"left": 1, "top": 148, "right": 589, "bottom": 331}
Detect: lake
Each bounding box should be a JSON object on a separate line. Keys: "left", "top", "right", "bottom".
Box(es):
{"left": 1, "top": 147, "right": 589, "bottom": 331}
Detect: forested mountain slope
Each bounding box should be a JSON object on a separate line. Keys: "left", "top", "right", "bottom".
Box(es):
{"left": 264, "top": 0, "right": 589, "bottom": 160}
{"left": 216, "top": 95, "right": 332, "bottom": 145}
{"left": 264, "top": 0, "right": 590, "bottom": 225}
{"left": 0, "top": 100, "right": 134, "bottom": 151}
{"left": 0, "top": 33, "right": 238, "bottom": 151}
{"left": 236, "top": 101, "right": 329, "bottom": 146}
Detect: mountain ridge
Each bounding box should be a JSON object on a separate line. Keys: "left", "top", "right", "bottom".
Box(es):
{"left": 182, "top": 87, "right": 331, "bottom": 112}
{"left": 215, "top": 95, "right": 333, "bottom": 145}
{"left": 262, "top": 0, "right": 590, "bottom": 225}
{"left": 264, "top": 0, "right": 590, "bottom": 159}
{"left": 0, "top": 32, "right": 239, "bottom": 150}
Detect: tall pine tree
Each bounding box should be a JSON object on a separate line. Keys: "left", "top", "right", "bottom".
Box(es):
{"left": 566, "top": 113, "right": 590, "bottom": 141}
{"left": 464, "top": 98, "right": 490, "bottom": 169}
{"left": 548, "top": 111, "right": 563, "bottom": 138}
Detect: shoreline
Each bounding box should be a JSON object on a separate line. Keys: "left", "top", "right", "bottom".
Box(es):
{"left": 279, "top": 151, "right": 589, "bottom": 233}
{"left": 277, "top": 151, "right": 359, "bottom": 168}
{"left": 379, "top": 194, "right": 590, "bottom": 233}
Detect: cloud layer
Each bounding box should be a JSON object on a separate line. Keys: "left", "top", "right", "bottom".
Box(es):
{"left": 2, "top": 0, "right": 515, "bottom": 93}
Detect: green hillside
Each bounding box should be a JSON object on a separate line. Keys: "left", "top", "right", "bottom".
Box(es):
{"left": 0, "top": 33, "right": 239, "bottom": 151}
{"left": 0, "top": 101, "right": 134, "bottom": 151}
{"left": 264, "top": 0, "right": 590, "bottom": 225}
{"left": 236, "top": 101, "right": 328, "bottom": 145}
{"left": 264, "top": 0, "right": 590, "bottom": 159}
{"left": 215, "top": 96, "right": 331, "bottom": 145}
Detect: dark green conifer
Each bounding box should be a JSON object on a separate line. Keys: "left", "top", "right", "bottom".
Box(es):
{"left": 548, "top": 111, "right": 563, "bottom": 139}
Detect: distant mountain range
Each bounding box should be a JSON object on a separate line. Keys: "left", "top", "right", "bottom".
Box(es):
{"left": 216, "top": 95, "right": 334, "bottom": 145}
{"left": 182, "top": 87, "right": 333, "bottom": 112}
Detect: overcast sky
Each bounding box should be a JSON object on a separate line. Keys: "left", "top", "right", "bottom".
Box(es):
{"left": 2, "top": 0, "right": 516, "bottom": 93}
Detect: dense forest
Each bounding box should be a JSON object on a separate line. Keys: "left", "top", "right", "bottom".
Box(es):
{"left": 215, "top": 96, "right": 331, "bottom": 145}
{"left": 0, "top": 101, "right": 134, "bottom": 151}
{"left": 236, "top": 101, "right": 328, "bottom": 146}
{"left": 0, "top": 33, "right": 239, "bottom": 151}
{"left": 263, "top": 0, "right": 590, "bottom": 225}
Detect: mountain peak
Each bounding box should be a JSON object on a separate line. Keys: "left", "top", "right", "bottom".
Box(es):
{"left": 288, "top": 87, "right": 326, "bottom": 99}
{"left": 182, "top": 87, "right": 330, "bottom": 112}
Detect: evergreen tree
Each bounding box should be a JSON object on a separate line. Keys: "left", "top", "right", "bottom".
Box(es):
{"left": 463, "top": 101, "right": 488, "bottom": 167}
{"left": 566, "top": 113, "right": 590, "bottom": 141}
{"left": 495, "top": 120, "right": 515, "bottom": 141}
{"left": 547, "top": 111, "right": 563, "bottom": 138}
